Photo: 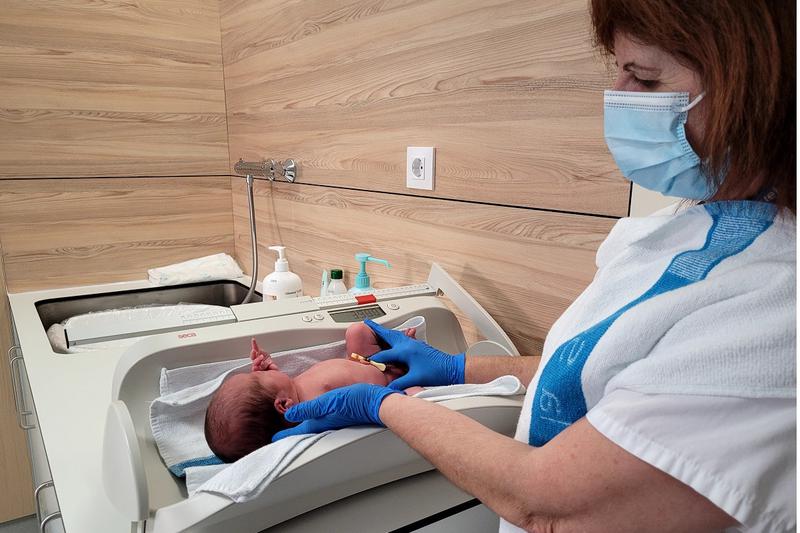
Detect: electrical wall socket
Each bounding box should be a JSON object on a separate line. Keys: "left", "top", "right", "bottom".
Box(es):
{"left": 406, "top": 147, "right": 435, "bottom": 190}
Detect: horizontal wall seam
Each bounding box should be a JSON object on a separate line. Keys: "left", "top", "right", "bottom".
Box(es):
{"left": 229, "top": 175, "right": 624, "bottom": 220}
{"left": 0, "top": 175, "right": 232, "bottom": 181}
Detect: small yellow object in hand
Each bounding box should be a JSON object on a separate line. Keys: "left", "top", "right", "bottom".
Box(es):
{"left": 349, "top": 352, "right": 387, "bottom": 372}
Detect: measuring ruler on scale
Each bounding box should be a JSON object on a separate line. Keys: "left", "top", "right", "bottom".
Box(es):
{"left": 314, "top": 284, "right": 437, "bottom": 323}
{"left": 232, "top": 283, "right": 438, "bottom": 323}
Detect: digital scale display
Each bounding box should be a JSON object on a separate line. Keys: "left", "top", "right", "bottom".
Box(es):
{"left": 329, "top": 305, "right": 386, "bottom": 323}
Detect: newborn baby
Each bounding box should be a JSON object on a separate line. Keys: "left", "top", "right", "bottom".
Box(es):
{"left": 204, "top": 322, "right": 420, "bottom": 462}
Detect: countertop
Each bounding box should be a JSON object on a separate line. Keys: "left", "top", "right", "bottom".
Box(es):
{"left": 8, "top": 277, "right": 249, "bottom": 533}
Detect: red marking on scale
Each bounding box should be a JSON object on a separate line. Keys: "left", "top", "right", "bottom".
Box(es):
{"left": 355, "top": 294, "right": 377, "bottom": 305}
{"left": 178, "top": 332, "right": 197, "bottom": 339}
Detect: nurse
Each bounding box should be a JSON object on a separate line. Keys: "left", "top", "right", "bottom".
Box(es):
{"left": 274, "top": 1, "right": 796, "bottom": 531}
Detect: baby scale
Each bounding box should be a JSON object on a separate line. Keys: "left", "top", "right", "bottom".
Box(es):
{"left": 103, "top": 264, "right": 523, "bottom": 532}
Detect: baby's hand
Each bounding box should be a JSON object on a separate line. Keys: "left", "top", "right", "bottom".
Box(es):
{"left": 251, "top": 338, "right": 278, "bottom": 372}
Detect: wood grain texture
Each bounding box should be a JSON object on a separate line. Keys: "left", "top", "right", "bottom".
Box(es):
{"left": 221, "top": 0, "right": 628, "bottom": 217}
{"left": 232, "top": 180, "right": 615, "bottom": 355}
{"left": 0, "top": 0, "right": 230, "bottom": 178}
{"left": 0, "top": 177, "right": 235, "bottom": 292}
{"left": 0, "top": 242, "right": 34, "bottom": 522}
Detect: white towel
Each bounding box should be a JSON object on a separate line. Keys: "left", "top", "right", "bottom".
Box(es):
{"left": 413, "top": 375, "right": 525, "bottom": 401}
{"left": 148, "top": 253, "right": 245, "bottom": 286}
{"left": 185, "top": 433, "right": 330, "bottom": 497}
{"left": 190, "top": 374, "right": 525, "bottom": 502}
{"left": 150, "top": 317, "right": 427, "bottom": 477}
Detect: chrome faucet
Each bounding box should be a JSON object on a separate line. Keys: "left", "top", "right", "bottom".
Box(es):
{"left": 234, "top": 158, "right": 297, "bottom": 182}
{"left": 232, "top": 158, "right": 298, "bottom": 304}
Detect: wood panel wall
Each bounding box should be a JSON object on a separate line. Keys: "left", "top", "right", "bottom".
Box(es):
{"left": 0, "top": 1, "right": 233, "bottom": 523}
{"left": 221, "top": 0, "right": 627, "bottom": 355}
{"left": 0, "top": 177, "right": 234, "bottom": 292}
{"left": 0, "top": 0, "right": 229, "bottom": 178}
{"left": 221, "top": 0, "right": 627, "bottom": 217}
{"left": 232, "top": 181, "right": 615, "bottom": 355}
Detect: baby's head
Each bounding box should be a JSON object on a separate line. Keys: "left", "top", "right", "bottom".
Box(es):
{"left": 204, "top": 370, "right": 298, "bottom": 462}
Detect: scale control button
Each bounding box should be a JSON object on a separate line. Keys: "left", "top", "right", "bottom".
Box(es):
{"left": 313, "top": 313, "right": 325, "bottom": 321}
{"left": 302, "top": 315, "right": 313, "bottom": 323}
{"left": 387, "top": 303, "right": 400, "bottom": 310}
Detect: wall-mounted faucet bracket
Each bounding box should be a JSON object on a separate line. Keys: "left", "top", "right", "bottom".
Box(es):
{"left": 234, "top": 158, "right": 297, "bottom": 183}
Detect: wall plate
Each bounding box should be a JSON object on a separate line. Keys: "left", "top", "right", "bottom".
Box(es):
{"left": 406, "top": 147, "right": 435, "bottom": 190}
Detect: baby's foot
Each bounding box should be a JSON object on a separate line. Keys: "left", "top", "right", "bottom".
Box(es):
{"left": 345, "top": 322, "right": 417, "bottom": 358}
{"left": 250, "top": 338, "right": 278, "bottom": 372}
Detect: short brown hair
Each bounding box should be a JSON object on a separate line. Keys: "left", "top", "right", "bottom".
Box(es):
{"left": 204, "top": 374, "right": 287, "bottom": 462}
{"left": 591, "top": 0, "right": 796, "bottom": 212}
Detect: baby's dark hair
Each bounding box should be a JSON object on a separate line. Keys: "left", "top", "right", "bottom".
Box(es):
{"left": 204, "top": 374, "right": 287, "bottom": 462}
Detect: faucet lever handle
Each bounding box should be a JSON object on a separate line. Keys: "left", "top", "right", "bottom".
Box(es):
{"left": 281, "top": 159, "right": 296, "bottom": 182}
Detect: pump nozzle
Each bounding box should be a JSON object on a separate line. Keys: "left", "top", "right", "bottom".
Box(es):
{"left": 350, "top": 253, "right": 391, "bottom": 294}
{"left": 268, "top": 245, "right": 289, "bottom": 272}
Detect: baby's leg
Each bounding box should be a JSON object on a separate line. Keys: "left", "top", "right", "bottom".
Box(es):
{"left": 345, "top": 322, "right": 416, "bottom": 357}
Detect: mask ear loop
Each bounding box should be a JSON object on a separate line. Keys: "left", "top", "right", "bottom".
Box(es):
{"left": 676, "top": 92, "right": 706, "bottom": 112}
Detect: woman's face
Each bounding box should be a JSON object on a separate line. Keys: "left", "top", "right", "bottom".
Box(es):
{"left": 611, "top": 33, "right": 706, "bottom": 156}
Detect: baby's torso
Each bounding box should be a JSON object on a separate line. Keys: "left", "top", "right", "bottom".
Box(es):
{"left": 300, "top": 359, "right": 392, "bottom": 394}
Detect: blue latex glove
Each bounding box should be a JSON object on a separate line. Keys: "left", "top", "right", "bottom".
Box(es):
{"left": 272, "top": 383, "right": 403, "bottom": 441}
{"left": 365, "top": 319, "right": 465, "bottom": 390}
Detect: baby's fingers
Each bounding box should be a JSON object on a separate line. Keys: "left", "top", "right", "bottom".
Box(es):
{"left": 250, "top": 338, "right": 260, "bottom": 360}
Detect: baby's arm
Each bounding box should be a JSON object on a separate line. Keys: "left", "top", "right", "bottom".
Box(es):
{"left": 250, "top": 338, "right": 279, "bottom": 372}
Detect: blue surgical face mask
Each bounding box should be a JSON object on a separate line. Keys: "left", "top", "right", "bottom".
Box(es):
{"left": 604, "top": 90, "right": 717, "bottom": 200}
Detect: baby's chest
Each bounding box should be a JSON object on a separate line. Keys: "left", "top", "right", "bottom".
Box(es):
{"left": 313, "top": 359, "right": 387, "bottom": 390}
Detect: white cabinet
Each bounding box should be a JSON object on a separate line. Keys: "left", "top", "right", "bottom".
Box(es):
{"left": 9, "top": 319, "right": 64, "bottom": 533}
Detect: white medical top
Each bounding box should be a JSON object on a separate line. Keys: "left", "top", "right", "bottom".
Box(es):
{"left": 500, "top": 201, "right": 796, "bottom": 533}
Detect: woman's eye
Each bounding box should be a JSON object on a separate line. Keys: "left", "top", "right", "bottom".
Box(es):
{"left": 634, "top": 77, "right": 659, "bottom": 88}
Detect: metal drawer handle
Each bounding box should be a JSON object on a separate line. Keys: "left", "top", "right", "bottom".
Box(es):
{"left": 40, "top": 511, "right": 62, "bottom": 532}
{"left": 8, "top": 346, "right": 35, "bottom": 430}
{"left": 34, "top": 480, "right": 54, "bottom": 526}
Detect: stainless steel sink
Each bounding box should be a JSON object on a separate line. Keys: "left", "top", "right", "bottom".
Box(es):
{"left": 36, "top": 280, "right": 262, "bottom": 332}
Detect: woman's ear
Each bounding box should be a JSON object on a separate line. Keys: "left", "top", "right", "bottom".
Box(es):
{"left": 274, "top": 396, "right": 294, "bottom": 414}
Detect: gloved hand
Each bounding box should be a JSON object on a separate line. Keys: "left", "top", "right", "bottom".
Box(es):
{"left": 272, "top": 383, "right": 403, "bottom": 441}
{"left": 365, "top": 319, "right": 465, "bottom": 390}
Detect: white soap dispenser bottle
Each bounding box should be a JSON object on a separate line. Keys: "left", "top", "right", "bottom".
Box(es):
{"left": 263, "top": 245, "right": 303, "bottom": 299}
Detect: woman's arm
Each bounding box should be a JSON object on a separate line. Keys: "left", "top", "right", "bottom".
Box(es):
{"left": 465, "top": 355, "right": 540, "bottom": 385}
{"left": 379, "top": 394, "right": 736, "bottom": 532}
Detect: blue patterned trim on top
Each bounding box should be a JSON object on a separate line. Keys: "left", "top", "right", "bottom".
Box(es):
{"left": 169, "top": 454, "right": 223, "bottom": 477}
{"left": 528, "top": 201, "right": 777, "bottom": 447}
